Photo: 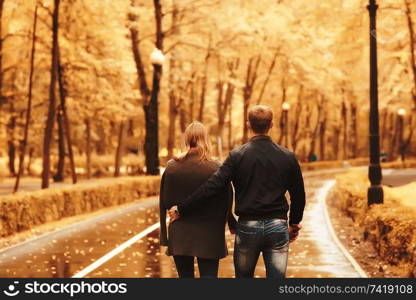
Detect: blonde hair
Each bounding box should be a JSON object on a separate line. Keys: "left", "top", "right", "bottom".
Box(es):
{"left": 175, "top": 122, "right": 212, "bottom": 161}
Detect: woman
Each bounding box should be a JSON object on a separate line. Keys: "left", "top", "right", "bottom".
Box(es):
{"left": 159, "top": 122, "right": 236, "bottom": 278}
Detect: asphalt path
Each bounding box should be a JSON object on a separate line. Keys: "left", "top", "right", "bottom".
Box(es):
{"left": 0, "top": 170, "right": 367, "bottom": 278}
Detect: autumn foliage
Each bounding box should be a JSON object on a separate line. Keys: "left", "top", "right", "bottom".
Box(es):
{"left": 331, "top": 170, "right": 416, "bottom": 278}
{"left": 0, "top": 0, "right": 415, "bottom": 185}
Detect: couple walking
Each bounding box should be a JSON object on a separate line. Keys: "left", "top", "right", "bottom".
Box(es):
{"left": 159, "top": 105, "right": 306, "bottom": 278}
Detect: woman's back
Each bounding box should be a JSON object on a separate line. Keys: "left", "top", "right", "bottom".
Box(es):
{"left": 162, "top": 152, "right": 229, "bottom": 218}
{"left": 160, "top": 151, "right": 233, "bottom": 259}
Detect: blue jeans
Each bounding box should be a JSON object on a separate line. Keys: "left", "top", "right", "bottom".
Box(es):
{"left": 234, "top": 219, "right": 289, "bottom": 278}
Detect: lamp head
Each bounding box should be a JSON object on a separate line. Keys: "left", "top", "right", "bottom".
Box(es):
{"left": 282, "top": 102, "right": 291, "bottom": 111}
{"left": 397, "top": 108, "right": 406, "bottom": 116}
{"left": 150, "top": 48, "right": 165, "bottom": 66}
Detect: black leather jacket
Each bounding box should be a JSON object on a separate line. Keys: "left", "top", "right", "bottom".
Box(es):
{"left": 178, "top": 135, "right": 306, "bottom": 225}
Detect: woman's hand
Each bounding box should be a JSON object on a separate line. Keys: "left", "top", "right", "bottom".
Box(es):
{"left": 168, "top": 206, "right": 181, "bottom": 222}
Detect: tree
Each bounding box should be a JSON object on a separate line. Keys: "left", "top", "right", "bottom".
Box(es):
{"left": 85, "top": 118, "right": 91, "bottom": 178}
{"left": 41, "top": 0, "right": 60, "bottom": 189}
{"left": 129, "top": 0, "right": 164, "bottom": 175}
{"left": 14, "top": 5, "right": 38, "bottom": 192}
{"left": 0, "top": 0, "right": 4, "bottom": 100}
{"left": 166, "top": 2, "right": 179, "bottom": 159}
{"left": 404, "top": 0, "right": 416, "bottom": 107}
{"left": 197, "top": 39, "right": 211, "bottom": 123}
{"left": 56, "top": 47, "right": 76, "bottom": 183}
{"left": 114, "top": 121, "right": 125, "bottom": 177}
{"left": 216, "top": 58, "right": 238, "bottom": 155}
{"left": 242, "top": 55, "right": 261, "bottom": 143}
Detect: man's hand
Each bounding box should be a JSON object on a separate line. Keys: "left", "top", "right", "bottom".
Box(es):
{"left": 168, "top": 206, "right": 181, "bottom": 223}
{"left": 288, "top": 224, "right": 302, "bottom": 242}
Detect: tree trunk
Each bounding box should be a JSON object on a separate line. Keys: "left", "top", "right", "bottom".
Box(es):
{"left": 256, "top": 48, "right": 279, "bottom": 105}
{"left": 350, "top": 103, "right": 358, "bottom": 158}
{"left": 216, "top": 82, "right": 225, "bottom": 135}
{"left": 129, "top": 0, "right": 162, "bottom": 175}
{"left": 0, "top": 0, "right": 4, "bottom": 99}
{"left": 319, "top": 117, "right": 327, "bottom": 161}
{"left": 85, "top": 118, "right": 92, "bottom": 179}
{"left": 114, "top": 121, "right": 125, "bottom": 177}
{"left": 197, "top": 35, "right": 212, "bottom": 122}
{"left": 308, "top": 97, "right": 323, "bottom": 161}
{"left": 96, "top": 123, "right": 106, "bottom": 155}
{"left": 218, "top": 60, "right": 237, "bottom": 151}
{"left": 291, "top": 88, "right": 303, "bottom": 152}
{"left": 198, "top": 64, "right": 208, "bottom": 122}
{"left": 333, "top": 124, "right": 341, "bottom": 161}
{"left": 390, "top": 113, "right": 400, "bottom": 160}
{"left": 143, "top": 0, "right": 163, "bottom": 175}
{"left": 402, "top": 115, "right": 415, "bottom": 160}
{"left": 179, "top": 106, "right": 187, "bottom": 133}
{"left": 380, "top": 108, "right": 388, "bottom": 152}
{"left": 27, "top": 147, "right": 34, "bottom": 175}
{"left": 242, "top": 99, "right": 249, "bottom": 143}
{"left": 57, "top": 46, "right": 77, "bottom": 184}
{"left": 242, "top": 56, "right": 261, "bottom": 143}
{"left": 56, "top": 113, "right": 65, "bottom": 180}
{"left": 189, "top": 76, "right": 197, "bottom": 121}
{"left": 405, "top": 0, "right": 416, "bottom": 108}
{"left": 54, "top": 107, "right": 65, "bottom": 182}
{"left": 277, "top": 77, "right": 287, "bottom": 145}
{"left": 7, "top": 109, "right": 16, "bottom": 176}
{"left": 129, "top": 2, "right": 150, "bottom": 102}
{"left": 41, "top": 0, "right": 60, "bottom": 189}
{"left": 216, "top": 81, "right": 225, "bottom": 156}
{"left": 145, "top": 64, "right": 161, "bottom": 175}
{"left": 14, "top": 5, "right": 38, "bottom": 192}
{"left": 167, "top": 3, "right": 179, "bottom": 159}
{"left": 228, "top": 95, "right": 233, "bottom": 151}
{"left": 129, "top": 0, "right": 150, "bottom": 163}
{"left": 167, "top": 94, "right": 178, "bottom": 158}
{"left": 404, "top": 0, "right": 416, "bottom": 152}
{"left": 398, "top": 115, "right": 404, "bottom": 161}
{"left": 7, "top": 139, "right": 16, "bottom": 176}
{"left": 341, "top": 101, "right": 348, "bottom": 159}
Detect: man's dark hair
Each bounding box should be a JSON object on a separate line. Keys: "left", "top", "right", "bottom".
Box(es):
{"left": 248, "top": 105, "right": 273, "bottom": 134}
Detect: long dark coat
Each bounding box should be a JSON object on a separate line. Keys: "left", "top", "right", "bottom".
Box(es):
{"left": 159, "top": 152, "right": 236, "bottom": 259}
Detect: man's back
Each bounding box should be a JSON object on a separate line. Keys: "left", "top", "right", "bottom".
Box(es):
{"left": 230, "top": 135, "right": 302, "bottom": 222}
{"left": 178, "top": 135, "right": 305, "bottom": 225}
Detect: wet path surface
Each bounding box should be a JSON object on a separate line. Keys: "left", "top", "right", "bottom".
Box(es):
{"left": 0, "top": 172, "right": 362, "bottom": 278}
{"left": 0, "top": 200, "right": 158, "bottom": 277}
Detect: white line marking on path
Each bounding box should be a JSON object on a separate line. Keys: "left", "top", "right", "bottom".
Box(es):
{"left": 318, "top": 180, "right": 368, "bottom": 278}
{"left": 0, "top": 198, "right": 158, "bottom": 256}
{"left": 72, "top": 222, "right": 160, "bottom": 278}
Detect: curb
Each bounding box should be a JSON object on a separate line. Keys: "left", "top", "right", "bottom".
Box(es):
{"left": 318, "top": 180, "right": 368, "bottom": 278}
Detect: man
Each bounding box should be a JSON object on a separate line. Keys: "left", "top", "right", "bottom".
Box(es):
{"left": 169, "top": 105, "right": 305, "bottom": 278}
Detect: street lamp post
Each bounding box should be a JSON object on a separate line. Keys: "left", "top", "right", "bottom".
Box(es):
{"left": 397, "top": 108, "right": 406, "bottom": 162}
{"left": 146, "top": 48, "right": 165, "bottom": 175}
{"left": 282, "top": 102, "right": 290, "bottom": 148}
{"left": 367, "top": 0, "right": 384, "bottom": 205}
